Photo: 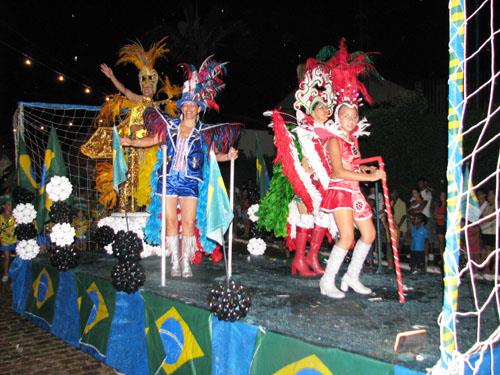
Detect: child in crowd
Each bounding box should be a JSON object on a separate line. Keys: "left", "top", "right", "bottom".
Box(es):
{"left": 0, "top": 196, "right": 16, "bottom": 282}
{"left": 410, "top": 213, "right": 429, "bottom": 274}
{"left": 72, "top": 208, "right": 89, "bottom": 251}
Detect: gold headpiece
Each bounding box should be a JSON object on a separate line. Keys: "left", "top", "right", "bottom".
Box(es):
{"left": 117, "top": 37, "right": 170, "bottom": 94}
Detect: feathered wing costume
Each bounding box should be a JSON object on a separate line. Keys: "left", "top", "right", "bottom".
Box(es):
{"left": 142, "top": 57, "right": 241, "bottom": 275}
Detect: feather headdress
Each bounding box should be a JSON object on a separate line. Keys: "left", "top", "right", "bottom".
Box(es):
{"left": 177, "top": 55, "right": 228, "bottom": 112}
{"left": 294, "top": 58, "right": 336, "bottom": 116}
{"left": 326, "top": 38, "right": 377, "bottom": 107}
{"left": 116, "top": 37, "right": 170, "bottom": 93}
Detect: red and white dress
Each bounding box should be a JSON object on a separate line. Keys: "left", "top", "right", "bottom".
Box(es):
{"left": 320, "top": 135, "right": 372, "bottom": 221}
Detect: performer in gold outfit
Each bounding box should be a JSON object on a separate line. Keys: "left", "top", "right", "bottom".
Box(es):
{"left": 82, "top": 38, "right": 180, "bottom": 211}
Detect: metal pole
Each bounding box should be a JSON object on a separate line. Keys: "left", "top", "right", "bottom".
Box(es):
{"left": 160, "top": 145, "right": 167, "bottom": 287}
{"left": 374, "top": 182, "right": 383, "bottom": 274}
{"left": 228, "top": 157, "right": 235, "bottom": 279}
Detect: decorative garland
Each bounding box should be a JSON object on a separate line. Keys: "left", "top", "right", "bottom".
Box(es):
{"left": 110, "top": 230, "right": 145, "bottom": 293}
{"left": 13, "top": 189, "right": 38, "bottom": 260}
{"left": 46, "top": 176, "right": 79, "bottom": 271}
{"left": 208, "top": 279, "right": 251, "bottom": 322}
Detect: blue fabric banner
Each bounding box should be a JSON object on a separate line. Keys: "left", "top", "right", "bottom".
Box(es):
{"left": 211, "top": 315, "right": 258, "bottom": 375}
{"left": 8, "top": 257, "right": 32, "bottom": 315}
{"left": 50, "top": 272, "right": 80, "bottom": 348}
{"left": 106, "top": 291, "right": 149, "bottom": 375}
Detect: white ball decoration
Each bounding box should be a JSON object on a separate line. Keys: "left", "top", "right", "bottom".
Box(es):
{"left": 16, "top": 239, "right": 40, "bottom": 260}
{"left": 50, "top": 222, "right": 75, "bottom": 247}
{"left": 247, "top": 237, "right": 266, "bottom": 256}
{"left": 13, "top": 203, "right": 37, "bottom": 224}
{"left": 247, "top": 204, "right": 260, "bottom": 222}
{"left": 104, "top": 243, "right": 113, "bottom": 255}
{"left": 46, "top": 176, "right": 73, "bottom": 202}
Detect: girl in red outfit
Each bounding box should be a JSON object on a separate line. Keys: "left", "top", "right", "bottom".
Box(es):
{"left": 317, "top": 39, "right": 385, "bottom": 299}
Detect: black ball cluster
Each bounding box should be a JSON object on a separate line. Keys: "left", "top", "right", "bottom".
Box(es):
{"left": 49, "top": 202, "right": 71, "bottom": 223}
{"left": 49, "top": 245, "right": 79, "bottom": 271}
{"left": 208, "top": 279, "right": 251, "bottom": 322}
{"left": 95, "top": 225, "right": 115, "bottom": 248}
{"left": 14, "top": 223, "right": 37, "bottom": 241}
{"left": 111, "top": 261, "right": 146, "bottom": 294}
{"left": 112, "top": 230, "right": 142, "bottom": 262}
{"left": 110, "top": 230, "right": 145, "bottom": 293}
{"left": 12, "top": 187, "right": 35, "bottom": 205}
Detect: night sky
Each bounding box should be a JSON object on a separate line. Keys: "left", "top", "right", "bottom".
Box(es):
{"left": 0, "top": 1, "right": 448, "bottom": 149}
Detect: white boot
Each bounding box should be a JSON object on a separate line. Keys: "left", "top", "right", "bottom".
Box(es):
{"left": 168, "top": 236, "right": 181, "bottom": 277}
{"left": 319, "top": 246, "right": 348, "bottom": 299}
{"left": 340, "top": 240, "right": 372, "bottom": 295}
{"left": 181, "top": 236, "right": 196, "bottom": 278}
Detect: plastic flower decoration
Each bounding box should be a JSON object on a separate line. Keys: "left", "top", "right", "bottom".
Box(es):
{"left": 247, "top": 204, "right": 260, "bottom": 223}
{"left": 50, "top": 222, "right": 76, "bottom": 247}
{"left": 247, "top": 237, "right": 266, "bottom": 256}
{"left": 46, "top": 176, "right": 73, "bottom": 202}
{"left": 13, "top": 203, "right": 37, "bottom": 224}
{"left": 16, "top": 239, "right": 40, "bottom": 260}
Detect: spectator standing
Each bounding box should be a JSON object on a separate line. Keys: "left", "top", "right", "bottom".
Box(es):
{"left": 0, "top": 196, "right": 16, "bottom": 282}
{"left": 410, "top": 213, "right": 429, "bottom": 274}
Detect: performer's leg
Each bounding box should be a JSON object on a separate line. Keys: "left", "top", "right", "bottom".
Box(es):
{"left": 340, "top": 218, "right": 375, "bottom": 295}
{"left": 319, "top": 210, "right": 353, "bottom": 298}
{"left": 291, "top": 214, "right": 316, "bottom": 277}
{"left": 2, "top": 250, "right": 11, "bottom": 281}
{"left": 166, "top": 197, "right": 181, "bottom": 277}
{"left": 179, "top": 197, "right": 198, "bottom": 278}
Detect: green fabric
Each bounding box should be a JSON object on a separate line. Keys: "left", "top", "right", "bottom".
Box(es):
{"left": 25, "top": 262, "right": 60, "bottom": 326}
{"left": 75, "top": 272, "right": 116, "bottom": 357}
{"left": 141, "top": 290, "right": 212, "bottom": 375}
{"left": 36, "top": 127, "right": 67, "bottom": 233}
{"left": 251, "top": 330, "right": 394, "bottom": 375}
{"left": 256, "top": 163, "right": 294, "bottom": 238}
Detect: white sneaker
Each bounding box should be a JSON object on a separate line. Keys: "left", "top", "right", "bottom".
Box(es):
{"left": 1, "top": 275, "right": 8, "bottom": 283}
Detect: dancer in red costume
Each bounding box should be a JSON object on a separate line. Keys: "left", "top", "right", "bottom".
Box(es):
{"left": 318, "top": 39, "right": 385, "bottom": 298}
{"left": 287, "top": 59, "right": 337, "bottom": 277}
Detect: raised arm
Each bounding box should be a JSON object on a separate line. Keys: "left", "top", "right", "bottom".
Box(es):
{"left": 327, "top": 138, "right": 385, "bottom": 182}
{"left": 100, "top": 64, "right": 142, "bottom": 103}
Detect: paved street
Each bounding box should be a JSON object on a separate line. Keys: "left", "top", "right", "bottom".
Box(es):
{"left": 0, "top": 281, "right": 115, "bottom": 375}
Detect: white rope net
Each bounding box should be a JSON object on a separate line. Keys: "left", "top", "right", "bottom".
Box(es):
{"left": 436, "top": 1, "right": 500, "bottom": 373}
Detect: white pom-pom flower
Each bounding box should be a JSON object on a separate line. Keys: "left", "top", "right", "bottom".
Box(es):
{"left": 247, "top": 204, "right": 260, "bottom": 223}
{"left": 50, "top": 222, "right": 75, "bottom": 247}
{"left": 16, "top": 239, "right": 40, "bottom": 260}
{"left": 13, "top": 203, "right": 37, "bottom": 224}
{"left": 247, "top": 237, "right": 266, "bottom": 256}
{"left": 104, "top": 243, "right": 113, "bottom": 255}
{"left": 46, "top": 176, "right": 73, "bottom": 202}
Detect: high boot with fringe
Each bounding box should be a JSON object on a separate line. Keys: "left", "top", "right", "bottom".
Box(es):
{"left": 181, "top": 236, "right": 196, "bottom": 278}
{"left": 319, "top": 246, "right": 348, "bottom": 299}
{"left": 168, "top": 236, "right": 181, "bottom": 277}
{"left": 340, "top": 240, "right": 372, "bottom": 295}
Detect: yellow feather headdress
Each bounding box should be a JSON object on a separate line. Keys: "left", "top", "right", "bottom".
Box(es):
{"left": 116, "top": 37, "right": 170, "bottom": 93}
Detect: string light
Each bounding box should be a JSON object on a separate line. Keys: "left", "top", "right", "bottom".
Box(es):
{"left": 40, "top": 126, "right": 44, "bottom": 130}
{"left": 58, "top": 74, "right": 65, "bottom": 82}
{"left": 84, "top": 87, "right": 91, "bottom": 94}
{"left": 24, "top": 58, "right": 32, "bottom": 66}
{"left": 68, "top": 121, "right": 73, "bottom": 126}
{"left": 105, "top": 96, "right": 110, "bottom": 101}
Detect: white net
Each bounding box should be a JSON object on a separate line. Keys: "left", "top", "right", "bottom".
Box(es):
{"left": 437, "top": 1, "right": 500, "bottom": 373}
{"left": 13, "top": 102, "right": 106, "bottom": 246}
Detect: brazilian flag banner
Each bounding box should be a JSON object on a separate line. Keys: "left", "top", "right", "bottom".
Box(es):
{"left": 142, "top": 290, "right": 212, "bottom": 374}
{"left": 36, "top": 127, "right": 67, "bottom": 233}
{"left": 251, "top": 330, "right": 394, "bottom": 375}
{"left": 17, "top": 134, "right": 38, "bottom": 192}
{"left": 75, "top": 272, "right": 116, "bottom": 359}
{"left": 25, "top": 262, "right": 60, "bottom": 329}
